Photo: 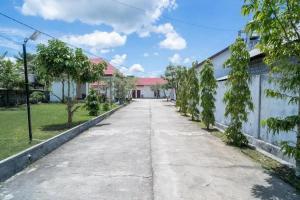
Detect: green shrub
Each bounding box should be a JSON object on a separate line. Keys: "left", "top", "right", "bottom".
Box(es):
{"left": 30, "top": 91, "right": 45, "bottom": 104}
{"left": 102, "top": 102, "right": 110, "bottom": 112}
{"left": 84, "top": 89, "right": 100, "bottom": 116}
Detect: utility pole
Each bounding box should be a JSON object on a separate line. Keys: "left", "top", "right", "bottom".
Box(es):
{"left": 23, "top": 31, "right": 40, "bottom": 143}
{"left": 23, "top": 41, "right": 32, "bottom": 142}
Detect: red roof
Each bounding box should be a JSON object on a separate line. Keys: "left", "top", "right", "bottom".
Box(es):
{"left": 90, "top": 58, "right": 116, "bottom": 76}
{"left": 136, "top": 77, "right": 167, "bottom": 86}
{"left": 90, "top": 81, "right": 107, "bottom": 88}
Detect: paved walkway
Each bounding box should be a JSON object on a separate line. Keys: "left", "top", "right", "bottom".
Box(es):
{"left": 0, "top": 99, "right": 299, "bottom": 200}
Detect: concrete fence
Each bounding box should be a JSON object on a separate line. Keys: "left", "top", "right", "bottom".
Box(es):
{"left": 0, "top": 104, "right": 126, "bottom": 182}
{"left": 214, "top": 74, "right": 297, "bottom": 164}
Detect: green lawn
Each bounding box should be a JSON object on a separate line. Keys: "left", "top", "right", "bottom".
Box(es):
{"left": 0, "top": 103, "right": 114, "bottom": 160}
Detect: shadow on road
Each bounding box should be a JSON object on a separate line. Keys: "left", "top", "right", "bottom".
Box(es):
{"left": 251, "top": 173, "right": 299, "bottom": 199}
{"left": 94, "top": 123, "right": 111, "bottom": 127}
{"left": 41, "top": 120, "right": 87, "bottom": 131}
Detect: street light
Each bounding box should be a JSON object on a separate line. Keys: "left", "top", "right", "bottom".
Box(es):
{"left": 23, "top": 31, "right": 40, "bottom": 143}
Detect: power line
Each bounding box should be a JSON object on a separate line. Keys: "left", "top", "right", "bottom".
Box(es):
{"left": 110, "top": 0, "right": 237, "bottom": 32}
{"left": 0, "top": 34, "right": 22, "bottom": 45}
{"left": 0, "top": 11, "right": 131, "bottom": 70}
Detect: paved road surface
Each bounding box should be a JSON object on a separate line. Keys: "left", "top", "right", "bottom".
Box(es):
{"left": 0, "top": 99, "right": 299, "bottom": 200}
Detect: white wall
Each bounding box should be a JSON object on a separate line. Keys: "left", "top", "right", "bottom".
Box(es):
{"left": 50, "top": 81, "right": 77, "bottom": 102}
{"left": 138, "top": 86, "right": 153, "bottom": 98}
{"left": 197, "top": 48, "right": 231, "bottom": 79}
{"left": 133, "top": 86, "right": 169, "bottom": 98}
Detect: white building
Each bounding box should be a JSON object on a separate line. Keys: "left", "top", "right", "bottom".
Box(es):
{"left": 90, "top": 58, "right": 118, "bottom": 102}
{"left": 49, "top": 58, "right": 112, "bottom": 102}
{"left": 132, "top": 77, "right": 168, "bottom": 99}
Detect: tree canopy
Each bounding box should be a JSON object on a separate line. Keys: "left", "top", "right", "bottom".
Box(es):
{"left": 223, "top": 38, "right": 253, "bottom": 147}
{"left": 187, "top": 62, "right": 200, "bottom": 121}
{"left": 242, "top": 0, "right": 300, "bottom": 177}
{"left": 35, "top": 39, "right": 104, "bottom": 126}
{"left": 199, "top": 59, "right": 217, "bottom": 129}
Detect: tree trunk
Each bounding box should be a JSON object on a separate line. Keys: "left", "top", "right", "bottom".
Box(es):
{"left": 296, "top": 98, "right": 300, "bottom": 177}
{"left": 67, "top": 75, "right": 72, "bottom": 128}
{"left": 61, "top": 79, "right": 65, "bottom": 103}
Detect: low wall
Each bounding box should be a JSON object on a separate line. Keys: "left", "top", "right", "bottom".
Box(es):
{"left": 214, "top": 74, "right": 297, "bottom": 165}
{"left": 0, "top": 104, "right": 125, "bottom": 182}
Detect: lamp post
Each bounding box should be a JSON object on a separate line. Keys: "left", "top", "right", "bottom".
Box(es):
{"left": 23, "top": 31, "right": 40, "bottom": 143}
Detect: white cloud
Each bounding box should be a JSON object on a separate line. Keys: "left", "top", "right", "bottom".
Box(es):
{"left": 183, "top": 57, "right": 191, "bottom": 64}
{"left": 129, "top": 64, "right": 144, "bottom": 73}
{"left": 153, "top": 23, "right": 186, "bottom": 50}
{"left": 147, "top": 70, "right": 163, "bottom": 77}
{"left": 3, "top": 56, "right": 17, "bottom": 63}
{"left": 168, "top": 53, "right": 192, "bottom": 65}
{"left": 62, "top": 30, "right": 126, "bottom": 49}
{"left": 169, "top": 53, "right": 182, "bottom": 64}
{"left": 0, "top": 27, "right": 28, "bottom": 38}
{"left": 0, "top": 39, "right": 21, "bottom": 51}
{"left": 139, "top": 23, "right": 186, "bottom": 50}
{"left": 143, "top": 53, "right": 149, "bottom": 57}
{"left": 110, "top": 54, "right": 127, "bottom": 67}
{"left": 119, "top": 66, "right": 129, "bottom": 74}
{"left": 153, "top": 52, "right": 159, "bottom": 56}
{"left": 21, "top": 0, "right": 177, "bottom": 34}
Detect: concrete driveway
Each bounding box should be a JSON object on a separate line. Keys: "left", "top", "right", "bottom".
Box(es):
{"left": 0, "top": 99, "right": 299, "bottom": 200}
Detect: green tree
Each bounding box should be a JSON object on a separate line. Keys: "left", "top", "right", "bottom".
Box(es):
{"left": 0, "top": 58, "right": 21, "bottom": 106}
{"left": 113, "top": 73, "right": 136, "bottom": 104}
{"left": 188, "top": 62, "right": 200, "bottom": 121}
{"left": 242, "top": 0, "right": 300, "bottom": 176}
{"left": 36, "top": 39, "right": 103, "bottom": 127}
{"left": 85, "top": 89, "right": 100, "bottom": 116}
{"left": 14, "top": 52, "right": 36, "bottom": 74}
{"left": 150, "top": 83, "right": 163, "bottom": 98}
{"left": 223, "top": 38, "right": 253, "bottom": 147}
{"left": 199, "top": 59, "right": 217, "bottom": 129}
{"left": 176, "top": 67, "right": 189, "bottom": 115}
{"left": 164, "top": 64, "right": 177, "bottom": 97}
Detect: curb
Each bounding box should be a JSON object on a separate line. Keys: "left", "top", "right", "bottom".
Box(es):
{"left": 214, "top": 122, "right": 295, "bottom": 167}
{"left": 0, "top": 104, "right": 126, "bottom": 182}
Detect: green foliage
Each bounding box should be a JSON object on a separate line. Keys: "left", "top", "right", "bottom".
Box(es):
{"left": 223, "top": 38, "right": 253, "bottom": 147}
{"left": 30, "top": 91, "right": 45, "bottom": 104}
{"left": 103, "top": 102, "right": 110, "bottom": 112}
{"left": 84, "top": 89, "right": 100, "bottom": 116}
{"left": 242, "top": 0, "right": 300, "bottom": 176}
{"left": 199, "top": 59, "right": 217, "bottom": 129}
{"left": 150, "top": 83, "right": 163, "bottom": 98}
{"left": 176, "top": 67, "right": 189, "bottom": 115}
{"left": 0, "top": 58, "right": 21, "bottom": 89}
{"left": 187, "top": 63, "right": 200, "bottom": 121}
{"left": 164, "top": 64, "right": 177, "bottom": 90}
{"left": 113, "top": 73, "right": 136, "bottom": 104}
{"left": 36, "top": 39, "right": 104, "bottom": 127}
{"left": 164, "top": 65, "right": 183, "bottom": 98}
{"left": 74, "top": 49, "right": 105, "bottom": 83}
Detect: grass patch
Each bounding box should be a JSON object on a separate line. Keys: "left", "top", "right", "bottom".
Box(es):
{"left": 0, "top": 103, "right": 117, "bottom": 160}
{"left": 198, "top": 121, "right": 300, "bottom": 190}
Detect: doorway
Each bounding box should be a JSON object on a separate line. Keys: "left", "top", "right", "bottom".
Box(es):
{"left": 137, "top": 90, "right": 141, "bottom": 98}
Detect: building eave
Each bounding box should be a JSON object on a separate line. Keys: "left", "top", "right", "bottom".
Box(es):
{"left": 197, "top": 45, "right": 231, "bottom": 68}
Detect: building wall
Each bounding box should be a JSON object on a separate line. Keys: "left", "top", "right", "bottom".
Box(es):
{"left": 197, "top": 47, "right": 296, "bottom": 163}
{"left": 197, "top": 48, "right": 231, "bottom": 78}
{"left": 214, "top": 74, "right": 297, "bottom": 163}
{"left": 133, "top": 86, "right": 169, "bottom": 98}
{"left": 50, "top": 81, "right": 76, "bottom": 102}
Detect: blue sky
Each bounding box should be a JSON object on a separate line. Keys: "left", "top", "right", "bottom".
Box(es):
{"left": 0, "top": 0, "right": 250, "bottom": 77}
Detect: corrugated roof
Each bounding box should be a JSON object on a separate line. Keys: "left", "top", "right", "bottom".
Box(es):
{"left": 90, "top": 58, "right": 116, "bottom": 76}
{"left": 197, "top": 46, "right": 230, "bottom": 68}
{"left": 136, "top": 77, "right": 167, "bottom": 86}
